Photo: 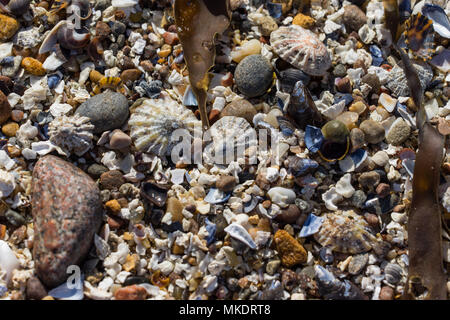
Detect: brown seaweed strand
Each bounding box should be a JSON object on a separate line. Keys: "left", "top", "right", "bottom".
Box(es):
{"left": 392, "top": 45, "right": 447, "bottom": 301}
{"left": 174, "top": 0, "right": 231, "bottom": 131}
{"left": 383, "top": 0, "right": 400, "bottom": 43}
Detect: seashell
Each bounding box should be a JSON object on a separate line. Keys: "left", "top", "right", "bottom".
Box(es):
{"left": 204, "top": 217, "right": 216, "bottom": 245}
{"left": 267, "top": 187, "right": 296, "bottom": 208}
{"left": 369, "top": 45, "right": 384, "bottom": 67}
{"left": 364, "top": 193, "right": 399, "bottom": 215}
{"left": 243, "top": 196, "right": 259, "bottom": 213}
{"left": 402, "top": 159, "right": 415, "bottom": 178}
{"left": 182, "top": 85, "right": 198, "bottom": 107}
{"left": 319, "top": 246, "right": 334, "bottom": 264}
{"left": 128, "top": 96, "right": 201, "bottom": 156}
{"left": 304, "top": 125, "right": 324, "bottom": 153}
{"left": 379, "top": 93, "right": 397, "bottom": 113}
{"left": 287, "top": 156, "right": 318, "bottom": 177}
{"left": 335, "top": 173, "right": 355, "bottom": 198}
{"left": 422, "top": 4, "right": 450, "bottom": 39}
{"left": 321, "top": 120, "right": 349, "bottom": 144}
{"left": 270, "top": 25, "right": 331, "bottom": 76}
{"left": 111, "top": 0, "right": 138, "bottom": 7}
{"left": 39, "top": 21, "right": 90, "bottom": 54}
{"left": 0, "top": 240, "right": 20, "bottom": 284}
{"left": 286, "top": 81, "right": 322, "bottom": 129}
{"left": 398, "top": 0, "right": 412, "bottom": 23}
{"left": 384, "top": 263, "right": 403, "bottom": 284}
{"left": 276, "top": 116, "right": 296, "bottom": 136}
{"left": 429, "top": 49, "right": 450, "bottom": 73}
{"left": 314, "top": 265, "right": 368, "bottom": 300}
{"left": 86, "top": 37, "right": 104, "bottom": 62}
{"left": 0, "top": 0, "right": 31, "bottom": 15}
{"left": 94, "top": 234, "right": 110, "bottom": 260}
{"left": 277, "top": 68, "right": 310, "bottom": 93}
{"left": 299, "top": 213, "right": 324, "bottom": 237}
{"left": 203, "top": 116, "right": 257, "bottom": 165}
{"left": 204, "top": 188, "right": 231, "bottom": 204}
{"left": 267, "top": 2, "right": 283, "bottom": 19}
{"left": 224, "top": 223, "right": 257, "bottom": 250}
{"left": 339, "top": 148, "right": 368, "bottom": 173}
{"left": 48, "top": 114, "right": 94, "bottom": 157}
{"left": 48, "top": 73, "right": 63, "bottom": 89}
{"left": 70, "top": 0, "right": 92, "bottom": 20}
{"left": 140, "top": 181, "right": 168, "bottom": 208}
{"left": 48, "top": 275, "right": 84, "bottom": 300}
{"left": 385, "top": 60, "right": 433, "bottom": 98}
{"left": 322, "top": 187, "right": 343, "bottom": 211}
{"left": 319, "top": 139, "right": 349, "bottom": 162}
{"left": 314, "top": 210, "right": 385, "bottom": 254}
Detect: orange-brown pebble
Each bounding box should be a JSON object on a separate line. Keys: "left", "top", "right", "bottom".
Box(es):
{"left": 274, "top": 230, "right": 307, "bottom": 267}
{"left": 10, "top": 110, "right": 23, "bottom": 122}
{"left": 21, "top": 57, "right": 46, "bottom": 76}
{"left": 114, "top": 285, "right": 147, "bottom": 300}
{"left": 292, "top": 13, "right": 315, "bottom": 29}
{"left": 120, "top": 68, "right": 142, "bottom": 83}
{"left": 443, "top": 163, "right": 450, "bottom": 175}
{"left": 162, "top": 32, "right": 179, "bottom": 45}
{"left": 438, "top": 117, "right": 450, "bottom": 136}
{"left": 262, "top": 200, "right": 271, "bottom": 209}
{"left": 0, "top": 223, "right": 5, "bottom": 239}
{"left": 2, "top": 122, "right": 19, "bottom": 137}
{"left": 379, "top": 286, "right": 394, "bottom": 300}
{"left": 7, "top": 145, "right": 21, "bottom": 158}
{"left": 140, "top": 60, "right": 154, "bottom": 73}
{"left": 105, "top": 199, "right": 121, "bottom": 215}
{"left": 42, "top": 296, "right": 55, "bottom": 300}
{"left": 0, "top": 14, "right": 19, "bottom": 41}
{"left": 37, "top": 1, "right": 49, "bottom": 9}
{"left": 158, "top": 44, "right": 172, "bottom": 58}
{"left": 107, "top": 215, "right": 123, "bottom": 229}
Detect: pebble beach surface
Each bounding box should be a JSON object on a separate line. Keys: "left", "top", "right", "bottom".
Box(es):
{"left": 0, "top": 0, "right": 449, "bottom": 300}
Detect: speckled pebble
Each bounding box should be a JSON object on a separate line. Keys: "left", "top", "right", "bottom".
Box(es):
{"left": 274, "top": 230, "right": 307, "bottom": 267}
{"left": 221, "top": 99, "right": 257, "bottom": 123}
{"left": 359, "top": 120, "right": 385, "bottom": 144}
{"left": 75, "top": 91, "right": 129, "bottom": 134}
{"left": 234, "top": 55, "right": 273, "bottom": 98}
{"left": 385, "top": 118, "right": 411, "bottom": 146}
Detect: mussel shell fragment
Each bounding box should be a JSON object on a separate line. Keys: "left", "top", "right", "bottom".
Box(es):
{"left": 318, "top": 139, "right": 350, "bottom": 162}
{"left": 140, "top": 181, "right": 169, "bottom": 207}
{"left": 287, "top": 81, "right": 322, "bottom": 129}
{"left": 287, "top": 156, "right": 319, "bottom": 177}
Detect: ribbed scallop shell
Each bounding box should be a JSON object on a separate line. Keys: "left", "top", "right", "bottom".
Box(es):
{"left": 128, "top": 97, "right": 201, "bottom": 156}
{"left": 48, "top": 114, "right": 94, "bottom": 157}
{"left": 314, "top": 210, "right": 379, "bottom": 254}
{"left": 270, "top": 25, "right": 331, "bottom": 76}
{"left": 203, "top": 116, "right": 257, "bottom": 165}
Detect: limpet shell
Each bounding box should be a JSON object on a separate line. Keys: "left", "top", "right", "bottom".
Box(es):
{"left": 203, "top": 116, "right": 257, "bottom": 165}
{"left": 270, "top": 25, "right": 331, "bottom": 76}
{"left": 128, "top": 96, "right": 201, "bottom": 156}
{"left": 314, "top": 210, "right": 383, "bottom": 254}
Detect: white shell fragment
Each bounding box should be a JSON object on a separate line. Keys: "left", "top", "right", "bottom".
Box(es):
{"left": 0, "top": 240, "right": 20, "bottom": 284}
{"left": 335, "top": 173, "right": 355, "bottom": 198}
{"left": 322, "top": 187, "right": 343, "bottom": 211}
{"left": 267, "top": 187, "right": 296, "bottom": 208}
{"left": 224, "top": 223, "right": 257, "bottom": 249}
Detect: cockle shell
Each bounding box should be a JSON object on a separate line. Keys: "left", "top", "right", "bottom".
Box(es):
{"left": 128, "top": 97, "right": 201, "bottom": 157}
{"left": 203, "top": 116, "right": 257, "bottom": 165}
{"left": 270, "top": 25, "right": 331, "bottom": 76}
{"left": 48, "top": 114, "right": 94, "bottom": 157}
{"left": 314, "top": 210, "right": 386, "bottom": 254}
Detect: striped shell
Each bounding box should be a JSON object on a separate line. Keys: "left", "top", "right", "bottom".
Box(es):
{"left": 203, "top": 116, "right": 257, "bottom": 165}
{"left": 270, "top": 25, "right": 331, "bottom": 76}
{"left": 128, "top": 97, "right": 201, "bottom": 156}
{"left": 314, "top": 210, "right": 381, "bottom": 254}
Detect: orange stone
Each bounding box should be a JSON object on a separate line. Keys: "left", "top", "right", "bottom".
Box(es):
{"left": 105, "top": 199, "right": 121, "bottom": 215}
{"left": 274, "top": 229, "right": 307, "bottom": 267}
{"left": 292, "top": 13, "right": 315, "bottom": 29}
{"left": 114, "top": 285, "right": 147, "bottom": 300}
{"left": 21, "top": 57, "right": 46, "bottom": 76}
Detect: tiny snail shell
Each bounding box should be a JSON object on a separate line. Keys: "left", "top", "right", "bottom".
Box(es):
{"left": 57, "top": 23, "right": 91, "bottom": 50}
{"left": 321, "top": 120, "right": 350, "bottom": 144}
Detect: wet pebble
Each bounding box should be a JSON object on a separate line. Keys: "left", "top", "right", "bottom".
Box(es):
{"left": 26, "top": 276, "right": 48, "bottom": 300}
{"left": 371, "top": 151, "right": 389, "bottom": 167}
{"left": 350, "top": 128, "right": 366, "bottom": 152}
{"left": 385, "top": 118, "right": 411, "bottom": 146}
{"left": 100, "top": 170, "right": 125, "bottom": 190}
{"left": 234, "top": 55, "right": 273, "bottom": 98}
{"left": 215, "top": 176, "right": 236, "bottom": 193}
{"left": 221, "top": 99, "right": 257, "bottom": 123}
{"left": 379, "top": 286, "right": 394, "bottom": 300}
{"left": 343, "top": 5, "right": 367, "bottom": 32}
{"left": 21, "top": 57, "right": 46, "bottom": 76}
{"left": 114, "top": 285, "right": 147, "bottom": 300}
{"left": 0, "top": 90, "right": 11, "bottom": 124}
{"left": 275, "top": 204, "right": 302, "bottom": 224}
{"left": 2, "top": 122, "right": 19, "bottom": 137}
{"left": 109, "top": 129, "right": 132, "bottom": 150}
{"left": 75, "top": 91, "right": 129, "bottom": 134}
{"left": 87, "top": 164, "right": 108, "bottom": 178}
{"left": 5, "top": 209, "right": 25, "bottom": 227}
{"left": 348, "top": 253, "right": 368, "bottom": 275}
{"left": 359, "top": 120, "right": 385, "bottom": 144}
{"left": 358, "top": 171, "right": 380, "bottom": 190}
{"left": 32, "top": 155, "right": 103, "bottom": 287}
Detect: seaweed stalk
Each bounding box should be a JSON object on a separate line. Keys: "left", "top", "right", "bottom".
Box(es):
{"left": 174, "top": 0, "right": 231, "bottom": 131}
{"left": 381, "top": 1, "right": 447, "bottom": 298}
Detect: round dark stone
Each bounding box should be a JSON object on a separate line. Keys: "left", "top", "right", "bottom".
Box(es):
{"left": 87, "top": 163, "right": 108, "bottom": 178}
{"left": 26, "top": 276, "right": 48, "bottom": 300}
{"left": 5, "top": 209, "right": 25, "bottom": 227}
{"left": 75, "top": 91, "right": 129, "bottom": 134}
{"left": 234, "top": 54, "right": 273, "bottom": 98}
